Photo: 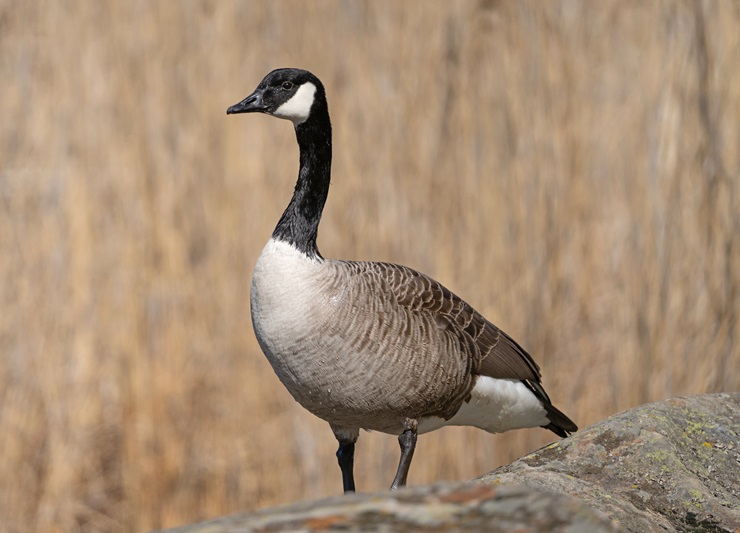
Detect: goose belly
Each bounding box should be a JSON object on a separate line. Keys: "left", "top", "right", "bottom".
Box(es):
{"left": 250, "top": 240, "right": 469, "bottom": 434}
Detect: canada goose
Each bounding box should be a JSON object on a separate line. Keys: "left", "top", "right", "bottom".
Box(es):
{"left": 227, "top": 68, "right": 577, "bottom": 493}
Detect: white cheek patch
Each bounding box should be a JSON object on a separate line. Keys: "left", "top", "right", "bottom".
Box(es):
{"left": 273, "top": 82, "right": 317, "bottom": 125}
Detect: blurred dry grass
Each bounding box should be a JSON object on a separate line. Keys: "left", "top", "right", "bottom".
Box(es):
{"left": 0, "top": 0, "right": 738, "bottom": 531}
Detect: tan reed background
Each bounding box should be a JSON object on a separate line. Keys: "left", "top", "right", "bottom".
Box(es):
{"left": 1, "top": 1, "right": 738, "bottom": 531}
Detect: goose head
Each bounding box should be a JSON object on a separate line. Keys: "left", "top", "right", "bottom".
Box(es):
{"left": 227, "top": 68, "right": 325, "bottom": 126}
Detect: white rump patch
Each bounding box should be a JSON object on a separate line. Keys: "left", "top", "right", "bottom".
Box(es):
{"left": 273, "top": 82, "right": 317, "bottom": 125}
{"left": 417, "top": 377, "right": 548, "bottom": 435}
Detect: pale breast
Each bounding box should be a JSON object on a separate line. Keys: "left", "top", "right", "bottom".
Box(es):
{"left": 250, "top": 238, "right": 338, "bottom": 367}
{"left": 251, "top": 239, "right": 361, "bottom": 423}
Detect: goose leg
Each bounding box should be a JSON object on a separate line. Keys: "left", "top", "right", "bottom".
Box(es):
{"left": 332, "top": 426, "right": 359, "bottom": 493}
{"left": 336, "top": 441, "right": 356, "bottom": 493}
{"left": 390, "top": 424, "right": 418, "bottom": 490}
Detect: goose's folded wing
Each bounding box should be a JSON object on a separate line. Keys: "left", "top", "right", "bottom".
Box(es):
{"left": 365, "top": 261, "right": 542, "bottom": 382}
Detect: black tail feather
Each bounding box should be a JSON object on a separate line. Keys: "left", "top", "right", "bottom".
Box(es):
{"left": 522, "top": 379, "right": 578, "bottom": 438}
{"left": 542, "top": 401, "right": 578, "bottom": 437}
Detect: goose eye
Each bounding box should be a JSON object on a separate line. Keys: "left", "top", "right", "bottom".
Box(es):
{"left": 281, "top": 81, "right": 294, "bottom": 90}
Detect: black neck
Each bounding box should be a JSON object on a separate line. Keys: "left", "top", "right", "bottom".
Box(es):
{"left": 272, "top": 102, "right": 332, "bottom": 259}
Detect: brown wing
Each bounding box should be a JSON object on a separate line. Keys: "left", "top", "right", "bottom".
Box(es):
{"left": 342, "top": 260, "right": 577, "bottom": 435}
{"left": 366, "top": 261, "right": 542, "bottom": 382}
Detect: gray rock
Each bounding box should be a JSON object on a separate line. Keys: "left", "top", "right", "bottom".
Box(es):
{"left": 163, "top": 393, "right": 739, "bottom": 533}
{"left": 481, "top": 392, "right": 740, "bottom": 532}
{"left": 164, "top": 483, "right": 620, "bottom": 532}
